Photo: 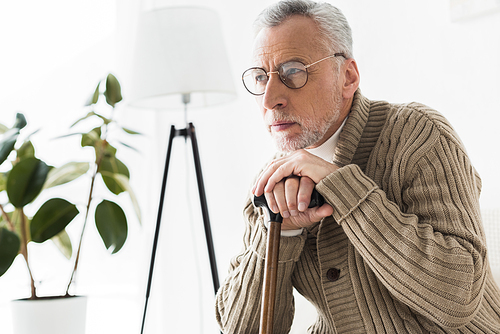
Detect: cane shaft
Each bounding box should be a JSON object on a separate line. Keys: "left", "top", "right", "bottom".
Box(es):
{"left": 259, "top": 220, "right": 282, "bottom": 334}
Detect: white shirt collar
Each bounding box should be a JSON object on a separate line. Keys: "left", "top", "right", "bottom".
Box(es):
{"left": 305, "top": 117, "right": 347, "bottom": 162}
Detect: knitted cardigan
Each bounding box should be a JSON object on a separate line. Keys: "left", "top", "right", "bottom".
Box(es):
{"left": 215, "top": 90, "right": 500, "bottom": 333}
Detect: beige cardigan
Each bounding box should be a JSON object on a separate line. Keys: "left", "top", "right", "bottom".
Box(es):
{"left": 215, "top": 91, "right": 500, "bottom": 333}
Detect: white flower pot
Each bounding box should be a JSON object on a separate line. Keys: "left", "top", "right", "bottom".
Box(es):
{"left": 11, "top": 295, "right": 87, "bottom": 334}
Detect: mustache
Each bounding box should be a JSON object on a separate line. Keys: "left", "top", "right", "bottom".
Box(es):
{"left": 266, "top": 110, "right": 302, "bottom": 125}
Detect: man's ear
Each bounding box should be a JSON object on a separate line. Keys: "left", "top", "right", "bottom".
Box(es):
{"left": 341, "top": 59, "right": 360, "bottom": 99}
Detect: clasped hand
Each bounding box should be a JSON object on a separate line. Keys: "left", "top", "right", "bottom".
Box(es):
{"left": 252, "top": 150, "right": 337, "bottom": 230}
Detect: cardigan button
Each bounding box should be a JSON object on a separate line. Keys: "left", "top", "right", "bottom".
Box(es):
{"left": 326, "top": 268, "right": 340, "bottom": 282}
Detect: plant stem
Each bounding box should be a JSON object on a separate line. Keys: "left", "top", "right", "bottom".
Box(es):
{"left": 19, "top": 209, "right": 36, "bottom": 299}
{"left": 65, "top": 162, "right": 97, "bottom": 296}
{"left": 0, "top": 203, "right": 15, "bottom": 231}
{"left": 65, "top": 139, "right": 108, "bottom": 296}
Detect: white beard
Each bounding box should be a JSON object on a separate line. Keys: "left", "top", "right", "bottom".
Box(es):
{"left": 269, "top": 91, "right": 343, "bottom": 153}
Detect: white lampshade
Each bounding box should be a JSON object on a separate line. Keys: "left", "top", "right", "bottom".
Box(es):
{"left": 129, "top": 7, "right": 236, "bottom": 109}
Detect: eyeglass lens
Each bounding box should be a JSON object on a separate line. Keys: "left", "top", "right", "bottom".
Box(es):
{"left": 242, "top": 61, "right": 308, "bottom": 95}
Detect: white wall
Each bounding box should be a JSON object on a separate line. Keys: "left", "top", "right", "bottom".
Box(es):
{"left": 1, "top": 1, "right": 499, "bottom": 333}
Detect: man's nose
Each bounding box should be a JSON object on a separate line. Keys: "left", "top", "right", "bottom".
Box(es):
{"left": 261, "top": 73, "right": 288, "bottom": 110}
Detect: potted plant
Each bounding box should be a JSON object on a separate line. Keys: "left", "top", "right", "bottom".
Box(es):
{"left": 0, "top": 74, "right": 141, "bottom": 334}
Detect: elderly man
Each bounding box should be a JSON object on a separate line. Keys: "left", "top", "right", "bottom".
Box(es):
{"left": 215, "top": 0, "right": 500, "bottom": 333}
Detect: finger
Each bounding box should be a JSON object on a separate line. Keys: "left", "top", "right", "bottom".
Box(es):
{"left": 297, "top": 177, "right": 315, "bottom": 212}
{"left": 252, "top": 159, "right": 279, "bottom": 195}
{"left": 253, "top": 157, "right": 289, "bottom": 196}
{"left": 262, "top": 151, "right": 311, "bottom": 194}
{"left": 273, "top": 181, "right": 290, "bottom": 217}
{"left": 263, "top": 161, "right": 297, "bottom": 195}
{"left": 264, "top": 181, "right": 282, "bottom": 214}
{"left": 261, "top": 151, "right": 339, "bottom": 195}
{"left": 253, "top": 150, "right": 338, "bottom": 196}
{"left": 313, "top": 204, "right": 334, "bottom": 220}
{"left": 300, "top": 204, "right": 333, "bottom": 225}
{"left": 281, "top": 204, "right": 333, "bottom": 230}
{"left": 284, "top": 176, "right": 300, "bottom": 217}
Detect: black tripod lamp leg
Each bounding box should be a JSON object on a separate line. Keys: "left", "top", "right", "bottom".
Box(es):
{"left": 140, "top": 125, "right": 177, "bottom": 334}
{"left": 187, "top": 123, "right": 220, "bottom": 294}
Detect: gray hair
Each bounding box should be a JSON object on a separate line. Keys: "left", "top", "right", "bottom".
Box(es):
{"left": 253, "top": 0, "right": 353, "bottom": 59}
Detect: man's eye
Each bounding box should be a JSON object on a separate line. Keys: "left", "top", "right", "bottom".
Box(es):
{"left": 284, "top": 67, "right": 304, "bottom": 77}
{"left": 255, "top": 74, "right": 268, "bottom": 83}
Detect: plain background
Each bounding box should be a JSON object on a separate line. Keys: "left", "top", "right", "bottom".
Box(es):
{"left": 1, "top": 0, "right": 499, "bottom": 333}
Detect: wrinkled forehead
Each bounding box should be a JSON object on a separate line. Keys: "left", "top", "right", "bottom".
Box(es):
{"left": 251, "top": 16, "right": 323, "bottom": 67}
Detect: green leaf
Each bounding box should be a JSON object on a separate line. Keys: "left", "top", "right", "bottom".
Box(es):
{"left": 17, "top": 140, "right": 36, "bottom": 160}
{"left": 117, "top": 141, "right": 139, "bottom": 153}
{"left": 100, "top": 154, "right": 129, "bottom": 176}
{"left": 81, "top": 127, "right": 102, "bottom": 147}
{"left": 53, "top": 133, "right": 83, "bottom": 141}
{"left": 13, "top": 113, "right": 27, "bottom": 130}
{"left": 99, "top": 156, "right": 129, "bottom": 195}
{"left": 7, "top": 158, "right": 50, "bottom": 208}
{"left": 95, "top": 200, "right": 127, "bottom": 254}
{"left": 0, "top": 227, "right": 21, "bottom": 277}
{"left": 51, "top": 229, "right": 72, "bottom": 259}
{"left": 30, "top": 198, "right": 79, "bottom": 243}
{"left": 0, "top": 172, "right": 7, "bottom": 192}
{"left": 85, "top": 82, "right": 101, "bottom": 106}
{"left": 93, "top": 112, "right": 112, "bottom": 125}
{"left": 0, "top": 128, "right": 20, "bottom": 166}
{"left": 104, "top": 74, "right": 122, "bottom": 107}
{"left": 0, "top": 113, "right": 28, "bottom": 165}
{"left": 95, "top": 141, "right": 117, "bottom": 165}
{"left": 100, "top": 173, "right": 125, "bottom": 194}
{"left": 112, "top": 174, "right": 141, "bottom": 224}
{"left": 121, "top": 127, "right": 141, "bottom": 135}
{"left": 0, "top": 123, "right": 8, "bottom": 134}
{"left": 70, "top": 111, "right": 97, "bottom": 128}
{"left": 71, "top": 111, "right": 112, "bottom": 128}
{"left": 43, "top": 162, "right": 89, "bottom": 190}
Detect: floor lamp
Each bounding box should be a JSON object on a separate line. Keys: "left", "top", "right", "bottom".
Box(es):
{"left": 128, "top": 7, "right": 236, "bottom": 333}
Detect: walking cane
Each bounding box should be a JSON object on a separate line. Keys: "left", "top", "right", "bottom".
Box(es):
{"left": 253, "top": 189, "right": 324, "bottom": 334}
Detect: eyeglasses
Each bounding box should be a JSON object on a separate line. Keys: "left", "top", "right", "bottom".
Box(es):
{"left": 242, "top": 53, "right": 345, "bottom": 96}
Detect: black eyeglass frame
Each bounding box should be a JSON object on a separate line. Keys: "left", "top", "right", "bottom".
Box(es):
{"left": 242, "top": 53, "right": 346, "bottom": 96}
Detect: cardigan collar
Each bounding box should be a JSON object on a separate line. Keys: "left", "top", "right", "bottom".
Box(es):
{"left": 332, "top": 89, "right": 371, "bottom": 167}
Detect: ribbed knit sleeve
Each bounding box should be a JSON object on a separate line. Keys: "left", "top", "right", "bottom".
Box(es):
{"left": 316, "top": 104, "right": 487, "bottom": 329}
{"left": 215, "top": 197, "right": 307, "bottom": 333}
